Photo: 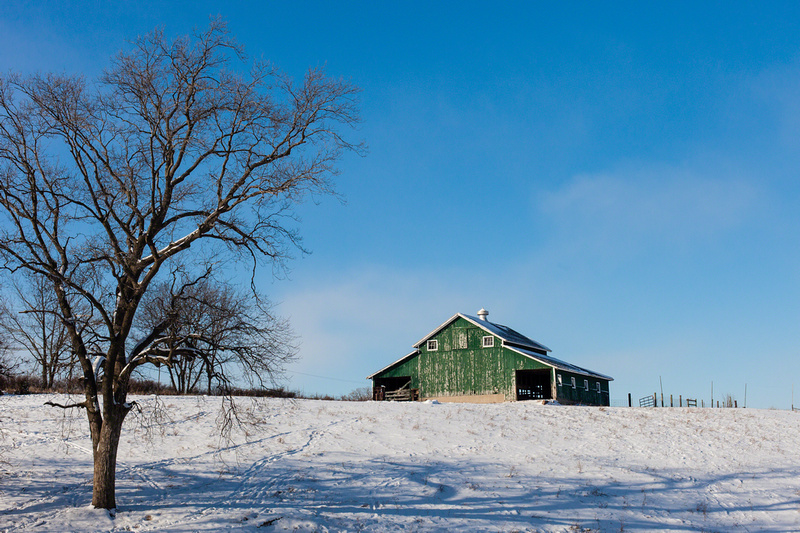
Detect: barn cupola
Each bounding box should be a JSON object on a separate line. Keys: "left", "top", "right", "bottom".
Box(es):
{"left": 477, "top": 308, "right": 489, "bottom": 321}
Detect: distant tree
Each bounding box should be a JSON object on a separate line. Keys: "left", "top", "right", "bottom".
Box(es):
{"left": 340, "top": 386, "right": 372, "bottom": 401}
{"left": 0, "top": 331, "right": 16, "bottom": 392}
{"left": 0, "top": 19, "right": 361, "bottom": 509}
{"left": 137, "top": 272, "right": 297, "bottom": 395}
{"left": 0, "top": 273, "right": 73, "bottom": 389}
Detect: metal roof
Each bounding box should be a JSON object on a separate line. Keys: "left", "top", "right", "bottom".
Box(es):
{"left": 505, "top": 345, "right": 614, "bottom": 381}
{"left": 366, "top": 350, "right": 419, "bottom": 380}
{"left": 413, "top": 313, "right": 552, "bottom": 353}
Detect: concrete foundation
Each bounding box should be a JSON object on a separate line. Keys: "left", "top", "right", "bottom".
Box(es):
{"left": 423, "top": 393, "right": 507, "bottom": 404}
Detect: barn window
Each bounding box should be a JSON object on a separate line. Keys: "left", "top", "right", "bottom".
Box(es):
{"left": 427, "top": 339, "right": 438, "bottom": 351}
{"left": 571, "top": 377, "right": 576, "bottom": 389}
{"left": 455, "top": 331, "right": 467, "bottom": 349}
{"left": 482, "top": 336, "right": 494, "bottom": 348}
{"left": 596, "top": 382, "right": 601, "bottom": 393}
{"left": 584, "top": 379, "right": 589, "bottom": 391}
{"left": 557, "top": 374, "right": 563, "bottom": 387}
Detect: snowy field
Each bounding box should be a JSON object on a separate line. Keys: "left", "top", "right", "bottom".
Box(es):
{"left": 2, "top": 394, "right": 800, "bottom": 532}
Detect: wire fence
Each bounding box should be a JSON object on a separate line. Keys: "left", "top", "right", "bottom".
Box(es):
{"left": 653, "top": 393, "right": 731, "bottom": 408}
{"left": 610, "top": 393, "right": 738, "bottom": 408}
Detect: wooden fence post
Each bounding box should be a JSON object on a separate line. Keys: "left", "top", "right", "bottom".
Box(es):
{"left": 670, "top": 394, "right": 673, "bottom": 407}
{"left": 628, "top": 393, "right": 632, "bottom": 407}
{"left": 653, "top": 393, "right": 657, "bottom": 407}
{"left": 679, "top": 395, "right": 682, "bottom": 407}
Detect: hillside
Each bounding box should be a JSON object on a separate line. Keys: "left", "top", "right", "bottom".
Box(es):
{"left": 2, "top": 395, "right": 799, "bottom": 532}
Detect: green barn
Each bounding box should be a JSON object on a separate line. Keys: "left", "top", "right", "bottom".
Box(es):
{"left": 368, "top": 309, "right": 613, "bottom": 405}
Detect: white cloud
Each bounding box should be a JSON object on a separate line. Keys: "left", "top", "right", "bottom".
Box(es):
{"left": 538, "top": 164, "right": 761, "bottom": 255}
{"left": 745, "top": 60, "right": 800, "bottom": 150}
{"left": 275, "top": 267, "right": 481, "bottom": 394}
{"left": 273, "top": 263, "right": 547, "bottom": 396}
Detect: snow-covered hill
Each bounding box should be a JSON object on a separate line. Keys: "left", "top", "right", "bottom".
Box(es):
{"left": 2, "top": 394, "right": 799, "bottom": 532}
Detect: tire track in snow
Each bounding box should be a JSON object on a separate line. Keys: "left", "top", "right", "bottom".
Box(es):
{"left": 2, "top": 427, "right": 168, "bottom": 514}
{"left": 0, "top": 428, "right": 96, "bottom": 532}
{"left": 130, "top": 415, "right": 358, "bottom": 532}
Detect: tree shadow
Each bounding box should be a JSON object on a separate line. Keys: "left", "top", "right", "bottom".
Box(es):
{"left": 86, "top": 452, "right": 800, "bottom": 530}
{"left": 4, "top": 439, "right": 800, "bottom": 531}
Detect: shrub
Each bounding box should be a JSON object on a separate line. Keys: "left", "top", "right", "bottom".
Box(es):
{"left": 340, "top": 386, "right": 372, "bottom": 401}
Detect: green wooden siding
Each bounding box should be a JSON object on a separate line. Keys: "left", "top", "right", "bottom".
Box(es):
{"left": 377, "top": 317, "right": 550, "bottom": 399}
{"left": 418, "top": 326, "right": 550, "bottom": 399}
{"left": 553, "top": 370, "right": 610, "bottom": 406}
{"left": 374, "top": 354, "right": 421, "bottom": 389}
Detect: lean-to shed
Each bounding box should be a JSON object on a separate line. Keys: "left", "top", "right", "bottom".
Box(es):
{"left": 367, "top": 309, "right": 613, "bottom": 404}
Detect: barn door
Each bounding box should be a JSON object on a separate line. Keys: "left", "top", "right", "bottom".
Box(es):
{"left": 516, "top": 369, "right": 552, "bottom": 400}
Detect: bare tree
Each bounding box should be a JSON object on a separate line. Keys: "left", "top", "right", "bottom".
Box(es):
{"left": 137, "top": 273, "right": 296, "bottom": 395}
{"left": 0, "top": 19, "right": 361, "bottom": 509}
{"left": 0, "top": 329, "right": 16, "bottom": 392}
{"left": 0, "top": 272, "right": 73, "bottom": 389}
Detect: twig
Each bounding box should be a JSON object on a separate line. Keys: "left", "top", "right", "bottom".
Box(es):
{"left": 45, "top": 400, "right": 88, "bottom": 410}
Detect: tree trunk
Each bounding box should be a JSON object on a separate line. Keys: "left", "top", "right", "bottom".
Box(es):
{"left": 91, "top": 409, "right": 127, "bottom": 509}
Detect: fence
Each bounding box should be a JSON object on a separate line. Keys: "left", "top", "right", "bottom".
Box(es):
{"left": 635, "top": 393, "right": 729, "bottom": 408}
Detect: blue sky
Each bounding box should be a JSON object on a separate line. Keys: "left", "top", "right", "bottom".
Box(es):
{"left": 3, "top": 2, "right": 800, "bottom": 408}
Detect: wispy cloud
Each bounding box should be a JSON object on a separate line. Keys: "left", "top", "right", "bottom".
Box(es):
{"left": 538, "top": 164, "right": 762, "bottom": 256}
{"left": 276, "top": 267, "right": 473, "bottom": 391}
{"left": 275, "top": 263, "right": 538, "bottom": 394}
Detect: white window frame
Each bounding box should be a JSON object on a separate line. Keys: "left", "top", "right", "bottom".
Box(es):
{"left": 427, "top": 339, "right": 438, "bottom": 351}
{"left": 557, "top": 374, "right": 563, "bottom": 387}
{"left": 482, "top": 336, "right": 494, "bottom": 348}
{"left": 571, "top": 377, "right": 576, "bottom": 389}
{"left": 584, "top": 379, "right": 589, "bottom": 391}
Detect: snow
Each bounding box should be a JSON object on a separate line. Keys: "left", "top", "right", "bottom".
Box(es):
{"left": 2, "top": 394, "right": 800, "bottom": 532}
{"left": 92, "top": 357, "right": 105, "bottom": 381}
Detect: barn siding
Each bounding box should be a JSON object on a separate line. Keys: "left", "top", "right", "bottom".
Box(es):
{"left": 554, "top": 369, "right": 610, "bottom": 406}
{"left": 383, "top": 318, "right": 551, "bottom": 400}
{"left": 375, "top": 355, "right": 420, "bottom": 389}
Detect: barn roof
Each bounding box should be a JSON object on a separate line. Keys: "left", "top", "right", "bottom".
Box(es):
{"left": 413, "top": 313, "right": 552, "bottom": 353}
{"left": 506, "top": 345, "right": 614, "bottom": 381}
{"left": 366, "top": 350, "right": 419, "bottom": 380}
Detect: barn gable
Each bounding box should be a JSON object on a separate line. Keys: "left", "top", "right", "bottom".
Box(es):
{"left": 368, "top": 309, "right": 612, "bottom": 404}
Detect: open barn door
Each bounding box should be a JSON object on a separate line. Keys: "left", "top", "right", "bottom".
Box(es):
{"left": 373, "top": 376, "right": 417, "bottom": 401}
{"left": 515, "top": 369, "right": 552, "bottom": 401}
